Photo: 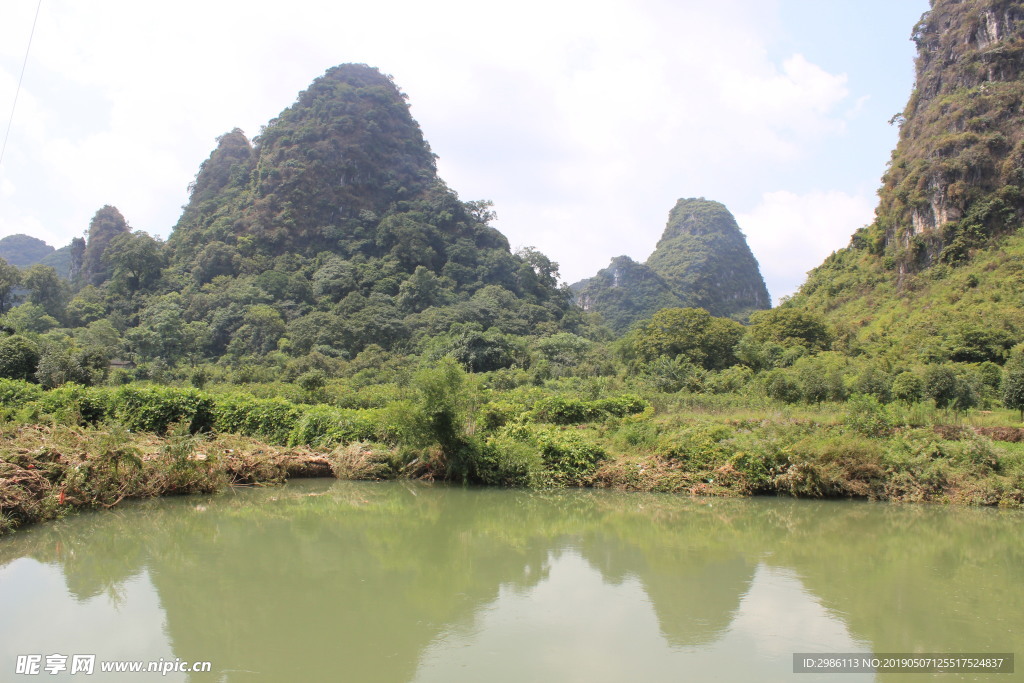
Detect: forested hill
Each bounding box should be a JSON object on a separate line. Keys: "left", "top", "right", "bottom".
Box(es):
{"left": 572, "top": 198, "right": 770, "bottom": 333}
{"left": 0, "top": 64, "right": 578, "bottom": 374}
{"left": 0, "top": 235, "right": 52, "bottom": 267}
{"left": 785, "top": 0, "right": 1024, "bottom": 363}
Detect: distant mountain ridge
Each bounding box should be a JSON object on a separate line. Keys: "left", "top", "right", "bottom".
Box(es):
{"left": 0, "top": 234, "right": 72, "bottom": 278}
{"left": 572, "top": 198, "right": 770, "bottom": 333}
{"left": 0, "top": 234, "right": 53, "bottom": 267}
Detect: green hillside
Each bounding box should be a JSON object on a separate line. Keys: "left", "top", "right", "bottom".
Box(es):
{"left": 0, "top": 234, "right": 53, "bottom": 268}
{"left": 573, "top": 198, "right": 770, "bottom": 333}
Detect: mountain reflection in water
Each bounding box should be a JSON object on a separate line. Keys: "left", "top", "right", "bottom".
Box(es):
{"left": 1, "top": 480, "right": 1020, "bottom": 682}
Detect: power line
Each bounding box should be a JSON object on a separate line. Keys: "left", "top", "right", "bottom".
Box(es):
{"left": 0, "top": 0, "right": 44, "bottom": 170}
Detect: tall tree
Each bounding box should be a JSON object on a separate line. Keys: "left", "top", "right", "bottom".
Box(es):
{"left": 104, "top": 231, "right": 165, "bottom": 293}
{"left": 22, "top": 264, "right": 67, "bottom": 319}
{"left": 0, "top": 258, "right": 22, "bottom": 314}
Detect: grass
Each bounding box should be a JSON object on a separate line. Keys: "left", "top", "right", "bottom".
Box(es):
{"left": 3, "top": 382, "right": 1024, "bottom": 536}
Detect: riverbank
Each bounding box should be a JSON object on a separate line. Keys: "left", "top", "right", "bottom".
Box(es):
{"left": 0, "top": 423, "right": 366, "bottom": 534}
{"left": 3, "top": 406, "right": 1024, "bottom": 535}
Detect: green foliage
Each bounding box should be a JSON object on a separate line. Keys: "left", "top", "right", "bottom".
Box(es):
{"left": 845, "top": 393, "right": 896, "bottom": 437}
{"left": 531, "top": 393, "right": 647, "bottom": 424}
{"left": 403, "top": 357, "right": 476, "bottom": 480}
{"left": 213, "top": 394, "right": 302, "bottom": 444}
{"left": 81, "top": 205, "right": 130, "bottom": 286}
{"left": 35, "top": 383, "right": 109, "bottom": 424}
{"left": 531, "top": 396, "right": 599, "bottom": 424}
{"left": 112, "top": 385, "right": 216, "bottom": 434}
{"left": 0, "top": 257, "right": 22, "bottom": 314}
{"left": 591, "top": 394, "right": 648, "bottom": 417}
{"left": 286, "top": 405, "right": 378, "bottom": 448}
{"left": 662, "top": 423, "right": 734, "bottom": 467}
{"left": 103, "top": 231, "right": 165, "bottom": 293}
{"left": 473, "top": 436, "right": 548, "bottom": 487}
{"left": 0, "top": 335, "right": 40, "bottom": 382}
{"left": 425, "top": 324, "right": 522, "bottom": 373}
{"left": 892, "top": 371, "right": 925, "bottom": 403}
{"left": 792, "top": 353, "right": 850, "bottom": 404}
{"left": 1002, "top": 344, "right": 1024, "bottom": 420}
{"left": 923, "top": 363, "right": 978, "bottom": 410}
{"left": 0, "top": 378, "right": 44, "bottom": 407}
{"left": 21, "top": 264, "right": 67, "bottom": 320}
{"left": 748, "top": 307, "right": 832, "bottom": 351}
{"left": 532, "top": 427, "right": 606, "bottom": 482}
{"left": 626, "top": 307, "right": 743, "bottom": 370}
{"left": 762, "top": 369, "right": 802, "bottom": 404}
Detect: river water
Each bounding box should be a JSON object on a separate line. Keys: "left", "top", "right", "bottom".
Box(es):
{"left": 0, "top": 480, "right": 1020, "bottom": 682}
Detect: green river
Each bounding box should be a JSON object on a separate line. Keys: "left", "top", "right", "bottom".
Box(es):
{"left": 0, "top": 480, "right": 1020, "bottom": 682}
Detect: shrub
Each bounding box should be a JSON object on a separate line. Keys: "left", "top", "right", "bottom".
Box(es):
{"left": 845, "top": 393, "right": 895, "bottom": 437}
{"left": 473, "top": 436, "right": 548, "bottom": 487}
{"left": 286, "top": 406, "right": 379, "bottom": 447}
{"left": 112, "top": 385, "right": 216, "bottom": 434}
{"left": 661, "top": 424, "right": 734, "bottom": 469}
{"left": 36, "top": 383, "right": 110, "bottom": 425}
{"left": 0, "top": 378, "right": 44, "bottom": 408}
{"left": 763, "top": 369, "right": 801, "bottom": 403}
{"left": 531, "top": 396, "right": 598, "bottom": 424}
{"left": 0, "top": 335, "right": 40, "bottom": 382}
{"left": 533, "top": 428, "right": 606, "bottom": 482}
{"left": 891, "top": 371, "right": 924, "bottom": 403}
{"left": 479, "top": 400, "right": 525, "bottom": 432}
{"left": 923, "top": 364, "right": 977, "bottom": 409}
{"left": 591, "top": 394, "right": 648, "bottom": 417}
{"left": 213, "top": 394, "right": 302, "bottom": 444}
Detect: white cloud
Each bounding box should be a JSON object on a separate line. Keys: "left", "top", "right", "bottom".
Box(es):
{"left": 0, "top": 0, "right": 901, "bottom": 297}
{"left": 736, "top": 189, "right": 876, "bottom": 304}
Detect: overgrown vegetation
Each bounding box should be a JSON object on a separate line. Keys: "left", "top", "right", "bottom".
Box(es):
{"left": 6, "top": 5, "right": 1024, "bottom": 534}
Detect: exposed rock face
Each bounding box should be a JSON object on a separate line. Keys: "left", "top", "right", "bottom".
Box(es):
{"left": 572, "top": 198, "right": 770, "bottom": 333}
{"left": 872, "top": 0, "right": 1024, "bottom": 268}
{"left": 785, "top": 1, "right": 1024, "bottom": 364}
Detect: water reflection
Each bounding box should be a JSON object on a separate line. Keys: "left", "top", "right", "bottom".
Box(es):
{"left": 0, "top": 481, "right": 1021, "bottom": 682}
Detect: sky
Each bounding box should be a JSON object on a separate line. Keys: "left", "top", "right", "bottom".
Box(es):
{"left": 0, "top": 0, "right": 930, "bottom": 304}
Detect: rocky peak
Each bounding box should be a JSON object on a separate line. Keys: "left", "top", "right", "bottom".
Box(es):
{"left": 872, "top": 0, "right": 1024, "bottom": 269}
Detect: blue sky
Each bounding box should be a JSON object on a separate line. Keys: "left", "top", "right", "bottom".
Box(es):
{"left": 0, "top": 0, "right": 930, "bottom": 302}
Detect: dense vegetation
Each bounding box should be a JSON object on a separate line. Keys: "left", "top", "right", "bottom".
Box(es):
{"left": 5, "top": 1, "right": 1024, "bottom": 533}
{"left": 573, "top": 198, "right": 770, "bottom": 333}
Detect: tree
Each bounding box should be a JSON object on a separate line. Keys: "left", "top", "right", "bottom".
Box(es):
{"left": 396, "top": 265, "right": 443, "bottom": 313}
{"left": 627, "top": 307, "right": 743, "bottom": 371}
{"left": 191, "top": 241, "right": 239, "bottom": 284}
{"left": 104, "top": 231, "right": 165, "bottom": 293}
{"left": 923, "top": 363, "right": 977, "bottom": 410}
{"left": 408, "top": 357, "right": 476, "bottom": 480}
{"left": 0, "top": 258, "right": 21, "bottom": 314}
{"left": 891, "top": 371, "right": 924, "bottom": 403}
{"left": 0, "top": 335, "right": 40, "bottom": 381}
{"left": 4, "top": 303, "right": 59, "bottom": 334}
{"left": 228, "top": 304, "right": 286, "bottom": 356}
{"left": 1003, "top": 346, "right": 1024, "bottom": 421}
{"left": 748, "top": 307, "right": 832, "bottom": 351}
{"left": 22, "top": 264, "right": 68, "bottom": 319}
